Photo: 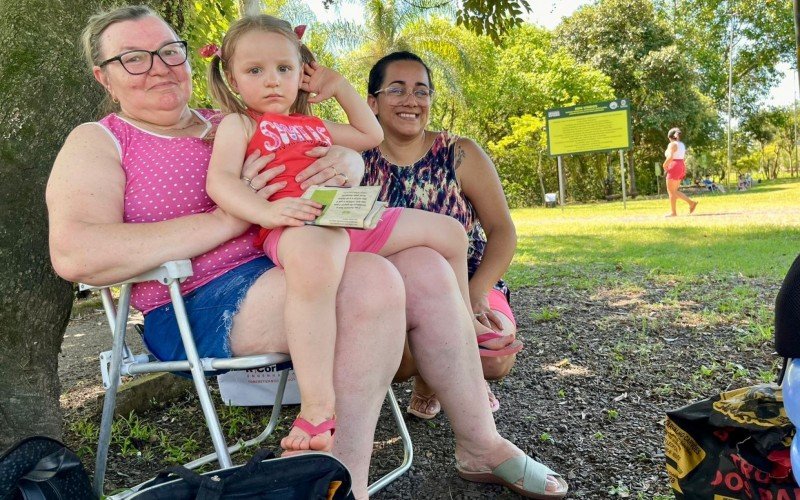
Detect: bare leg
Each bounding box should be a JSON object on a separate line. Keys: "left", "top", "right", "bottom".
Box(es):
{"left": 380, "top": 209, "right": 508, "bottom": 347}
{"left": 666, "top": 178, "right": 678, "bottom": 216}
{"left": 275, "top": 226, "right": 350, "bottom": 452}
{"left": 666, "top": 179, "right": 696, "bottom": 215}
{"left": 230, "top": 252, "right": 406, "bottom": 499}
{"left": 387, "top": 248, "right": 565, "bottom": 494}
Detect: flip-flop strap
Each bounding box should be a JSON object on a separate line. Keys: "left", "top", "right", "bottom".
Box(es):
{"left": 292, "top": 417, "right": 336, "bottom": 437}
{"left": 494, "top": 455, "right": 559, "bottom": 494}
{"left": 476, "top": 331, "right": 503, "bottom": 344}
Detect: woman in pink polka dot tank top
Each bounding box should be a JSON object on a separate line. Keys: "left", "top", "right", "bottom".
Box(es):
{"left": 46, "top": 7, "right": 403, "bottom": 495}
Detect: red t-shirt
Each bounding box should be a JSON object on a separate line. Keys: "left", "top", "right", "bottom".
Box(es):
{"left": 245, "top": 112, "right": 332, "bottom": 246}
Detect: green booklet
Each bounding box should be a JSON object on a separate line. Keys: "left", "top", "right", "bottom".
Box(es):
{"left": 301, "top": 185, "right": 388, "bottom": 229}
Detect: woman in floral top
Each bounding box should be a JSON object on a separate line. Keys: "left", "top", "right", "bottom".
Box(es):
{"left": 362, "top": 52, "right": 522, "bottom": 419}
{"left": 359, "top": 51, "right": 568, "bottom": 500}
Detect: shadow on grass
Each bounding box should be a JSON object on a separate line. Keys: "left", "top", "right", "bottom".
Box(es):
{"left": 510, "top": 224, "right": 800, "bottom": 286}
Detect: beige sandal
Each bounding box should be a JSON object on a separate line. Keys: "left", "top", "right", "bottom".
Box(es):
{"left": 406, "top": 391, "right": 441, "bottom": 420}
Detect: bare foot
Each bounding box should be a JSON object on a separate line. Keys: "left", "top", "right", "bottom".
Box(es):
{"left": 665, "top": 213, "right": 677, "bottom": 217}
{"left": 407, "top": 390, "right": 440, "bottom": 419}
{"left": 689, "top": 201, "right": 698, "bottom": 214}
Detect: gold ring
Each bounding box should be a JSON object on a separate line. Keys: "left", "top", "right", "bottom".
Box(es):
{"left": 242, "top": 176, "right": 252, "bottom": 183}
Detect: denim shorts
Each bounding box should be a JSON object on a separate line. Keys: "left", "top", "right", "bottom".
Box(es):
{"left": 143, "top": 256, "right": 275, "bottom": 361}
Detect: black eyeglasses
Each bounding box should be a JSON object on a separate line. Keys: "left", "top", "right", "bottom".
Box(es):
{"left": 98, "top": 40, "right": 188, "bottom": 75}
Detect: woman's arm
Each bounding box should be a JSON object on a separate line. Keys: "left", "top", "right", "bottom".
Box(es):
{"left": 454, "top": 138, "right": 517, "bottom": 311}
{"left": 302, "top": 62, "right": 383, "bottom": 152}
{"left": 663, "top": 142, "right": 677, "bottom": 170}
{"left": 47, "top": 123, "right": 292, "bottom": 286}
{"left": 46, "top": 123, "right": 266, "bottom": 285}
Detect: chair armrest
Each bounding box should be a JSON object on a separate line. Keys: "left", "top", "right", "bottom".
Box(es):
{"left": 79, "top": 260, "right": 193, "bottom": 291}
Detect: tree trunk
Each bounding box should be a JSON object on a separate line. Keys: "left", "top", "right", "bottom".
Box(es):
{"left": 0, "top": 0, "right": 104, "bottom": 450}
{"left": 537, "top": 151, "right": 546, "bottom": 205}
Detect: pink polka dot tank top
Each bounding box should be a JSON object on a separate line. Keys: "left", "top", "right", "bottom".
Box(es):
{"left": 96, "top": 110, "right": 263, "bottom": 313}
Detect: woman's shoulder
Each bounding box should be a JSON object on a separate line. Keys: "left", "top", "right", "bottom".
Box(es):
{"left": 67, "top": 120, "right": 120, "bottom": 150}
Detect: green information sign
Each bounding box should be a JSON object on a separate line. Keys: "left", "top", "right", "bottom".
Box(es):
{"left": 546, "top": 99, "right": 632, "bottom": 156}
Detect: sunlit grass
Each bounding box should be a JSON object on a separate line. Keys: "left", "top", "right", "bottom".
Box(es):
{"left": 507, "top": 177, "right": 800, "bottom": 287}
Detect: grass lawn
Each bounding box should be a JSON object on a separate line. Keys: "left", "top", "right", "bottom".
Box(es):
{"left": 509, "top": 177, "right": 800, "bottom": 288}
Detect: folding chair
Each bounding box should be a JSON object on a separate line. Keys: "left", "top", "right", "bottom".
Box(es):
{"left": 80, "top": 259, "right": 412, "bottom": 498}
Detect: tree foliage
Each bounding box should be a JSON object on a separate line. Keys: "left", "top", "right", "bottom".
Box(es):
{"left": 655, "top": 0, "right": 794, "bottom": 115}
{"left": 322, "top": 0, "right": 469, "bottom": 110}
{"left": 321, "top": 0, "right": 532, "bottom": 41}
{"left": 554, "top": 0, "right": 720, "bottom": 194}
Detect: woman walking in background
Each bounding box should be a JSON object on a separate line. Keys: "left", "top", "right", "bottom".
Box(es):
{"left": 663, "top": 127, "right": 698, "bottom": 216}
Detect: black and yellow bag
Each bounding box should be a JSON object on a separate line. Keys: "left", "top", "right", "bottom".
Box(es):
{"left": 665, "top": 384, "right": 799, "bottom": 499}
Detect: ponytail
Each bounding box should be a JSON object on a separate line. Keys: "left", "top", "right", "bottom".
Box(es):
{"left": 206, "top": 54, "right": 246, "bottom": 115}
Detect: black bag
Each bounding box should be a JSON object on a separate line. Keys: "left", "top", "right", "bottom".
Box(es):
{"left": 775, "top": 253, "right": 800, "bottom": 357}
{"left": 127, "top": 449, "right": 355, "bottom": 499}
{"left": 0, "top": 436, "right": 97, "bottom": 500}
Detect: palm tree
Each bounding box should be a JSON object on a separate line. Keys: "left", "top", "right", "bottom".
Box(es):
{"left": 319, "top": 0, "right": 472, "bottom": 122}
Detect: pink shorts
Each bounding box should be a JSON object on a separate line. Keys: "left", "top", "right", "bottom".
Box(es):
{"left": 666, "top": 159, "right": 686, "bottom": 180}
{"left": 263, "top": 207, "right": 403, "bottom": 267}
{"left": 488, "top": 288, "right": 516, "bottom": 326}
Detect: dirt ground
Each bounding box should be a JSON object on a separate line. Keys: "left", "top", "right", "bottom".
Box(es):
{"left": 60, "top": 270, "right": 781, "bottom": 499}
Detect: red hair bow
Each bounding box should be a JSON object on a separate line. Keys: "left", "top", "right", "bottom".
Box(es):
{"left": 294, "top": 25, "right": 306, "bottom": 40}
{"left": 199, "top": 43, "right": 221, "bottom": 59}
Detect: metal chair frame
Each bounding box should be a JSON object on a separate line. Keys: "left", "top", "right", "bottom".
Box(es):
{"left": 81, "top": 259, "right": 412, "bottom": 498}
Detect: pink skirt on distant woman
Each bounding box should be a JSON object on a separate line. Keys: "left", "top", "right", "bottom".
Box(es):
{"left": 666, "top": 159, "right": 686, "bottom": 180}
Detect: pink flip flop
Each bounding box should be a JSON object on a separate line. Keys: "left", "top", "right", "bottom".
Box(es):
{"left": 282, "top": 416, "right": 336, "bottom": 453}
{"left": 476, "top": 332, "right": 524, "bottom": 358}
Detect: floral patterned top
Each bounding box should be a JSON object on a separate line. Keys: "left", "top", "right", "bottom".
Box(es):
{"left": 362, "top": 131, "right": 507, "bottom": 293}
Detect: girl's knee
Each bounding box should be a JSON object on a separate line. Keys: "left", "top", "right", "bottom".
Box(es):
{"left": 282, "top": 229, "right": 349, "bottom": 272}
{"left": 428, "top": 214, "right": 467, "bottom": 257}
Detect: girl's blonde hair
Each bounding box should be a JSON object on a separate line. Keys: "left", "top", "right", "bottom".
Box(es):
{"left": 80, "top": 5, "right": 170, "bottom": 115}
{"left": 207, "top": 15, "right": 315, "bottom": 116}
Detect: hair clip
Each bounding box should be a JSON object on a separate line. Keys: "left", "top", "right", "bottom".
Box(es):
{"left": 294, "top": 25, "right": 307, "bottom": 40}
{"left": 199, "top": 43, "right": 221, "bottom": 59}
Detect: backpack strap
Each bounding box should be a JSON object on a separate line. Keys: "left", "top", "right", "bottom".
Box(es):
{"left": 159, "top": 463, "right": 237, "bottom": 500}
{"left": 21, "top": 448, "right": 81, "bottom": 482}
{"left": 17, "top": 446, "right": 94, "bottom": 500}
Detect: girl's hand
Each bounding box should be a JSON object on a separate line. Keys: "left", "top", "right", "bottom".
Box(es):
{"left": 297, "top": 145, "right": 361, "bottom": 189}
{"left": 259, "top": 197, "right": 323, "bottom": 229}
{"left": 212, "top": 150, "right": 290, "bottom": 235}
{"left": 301, "top": 61, "right": 343, "bottom": 104}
